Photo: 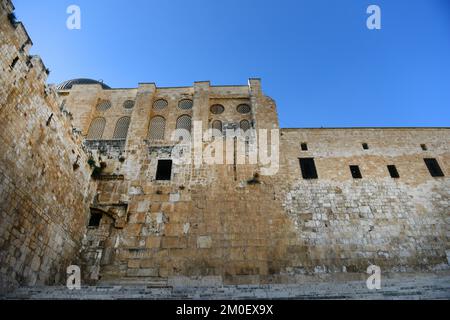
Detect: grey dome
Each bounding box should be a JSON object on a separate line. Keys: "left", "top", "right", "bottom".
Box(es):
{"left": 56, "top": 78, "right": 111, "bottom": 90}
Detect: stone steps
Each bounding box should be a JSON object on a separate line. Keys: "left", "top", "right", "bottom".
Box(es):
{"left": 2, "top": 272, "right": 450, "bottom": 300}
{"left": 99, "top": 276, "right": 170, "bottom": 287}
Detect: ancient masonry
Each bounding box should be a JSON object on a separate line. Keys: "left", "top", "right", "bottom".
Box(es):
{"left": 0, "top": 0, "right": 449, "bottom": 293}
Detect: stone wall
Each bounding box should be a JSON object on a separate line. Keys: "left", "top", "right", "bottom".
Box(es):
{"left": 1, "top": 0, "right": 448, "bottom": 288}
{"left": 276, "top": 128, "right": 450, "bottom": 274}
{"left": 70, "top": 76, "right": 449, "bottom": 284}
{"left": 0, "top": 0, "right": 94, "bottom": 292}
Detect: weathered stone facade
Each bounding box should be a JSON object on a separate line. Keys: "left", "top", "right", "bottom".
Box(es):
{"left": 0, "top": 0, "right": 95, "bottom": 292}
{"left": 61, "top": 79, "right": 449, "bottom": 284}
{"left": 0, "top": 0, "right": 448, "bottom": 292}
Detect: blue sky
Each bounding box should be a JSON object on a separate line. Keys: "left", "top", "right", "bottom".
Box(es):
{"left": 14, "top": 0, "right": 450, "bottom": 128}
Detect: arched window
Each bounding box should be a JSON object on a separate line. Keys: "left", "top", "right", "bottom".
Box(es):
{"left": 176, "top": 115, "right": 192, "bottom": 132}
{"left": 148, "top": 116, "right": 166, "bottom": 140}
{"left": 240, "top": 120, "right": 251, "bottom": 132}
{"left": 86, "top": 117, "right": 106, "bottom": 140}
{"left": 212, "top": 120, "right": 222, "bottom": 136}
{"left": 112, "top": 116, "right": 131, "bottom": 140}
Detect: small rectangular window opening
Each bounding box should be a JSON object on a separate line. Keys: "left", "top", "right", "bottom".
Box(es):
{"left": 424, "top": 158, "right": 444, "bottom": 177}
{"left": 10, "top": 57, "right": 19, "bottom": 70}
{"left": 350, "top": 165, "right": 362, "bottom": 179}
{"left": 88, "top": 212, "right": 102, "bottom": 227}
{"left": 387, "top": 165, "right": 400, "bottom": 178}
{"left": 301, "top": 143, "right": 308, "bottom": 151}
{"left": 420, "top": 144, "right": 427, "bottom": 151}
{"left": 362, "top": 143, "right": 369, "bottom": 150}
{"left": 156, "top": 159, "right": 173, "bottom": 180}
{"left": 299, "top": 158, "right": 318, "bottom": 179}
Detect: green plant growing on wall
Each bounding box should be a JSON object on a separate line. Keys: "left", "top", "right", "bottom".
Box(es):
{"left": 91, "top": 166, "right": 102, "bottom": 178}
{"left": 88, "top": 156, "right": 106, "bottom": 179}
{"left": 87, "top": 157, "right": 96, "bottom": 168}
{"left": 247, "top": 172, "right": 261, "bottom": 185}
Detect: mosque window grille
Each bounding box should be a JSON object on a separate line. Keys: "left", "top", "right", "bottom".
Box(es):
{"left": 148, "top": 116, "right": 166, "bottom": 140}
{"left": 86, "top": 117, "right": 106, "bottom": 140}
{"left": 112, "top": 116, "right": 131, "bottom": 140}
{"left": 96, "top": 100, "right": 112, "bottom": 111}
{"left": 240, "top": 120, "right": 251, "bottom": 132}
{"left": 178, "top": 99, "right": 193, "bottom": 110}
{"left": 153, "top": 99, "right": 168, "bottom": 110}
{"left": 176, "top": 115, "right": 192, "bottom": 132}
{"left": 237, "top": 104, "right": 251, "bottom": 114}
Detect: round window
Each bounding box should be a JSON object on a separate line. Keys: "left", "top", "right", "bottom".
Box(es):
{"left": 153, "top": 99, "right": 168, "bottom": 110}
{"left": 123, "top": 100, "right": 135, "bottom": 109}
{"left": 237, "top": 104, "right": 251, "bottom": 114}
{"left": 210, "top": 104, "right": 224, "bottom": 115}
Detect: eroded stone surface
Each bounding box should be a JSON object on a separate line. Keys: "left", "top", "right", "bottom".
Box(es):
{"left": 0, "top": 0, "right": 449, "bottom": 295}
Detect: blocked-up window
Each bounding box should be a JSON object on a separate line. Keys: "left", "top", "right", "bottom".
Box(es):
{"left": 350, "top": 165, "right": 362, "bottom": 179}
{"left": 424, "top": 158, "right": 444, "bottom": 177}
{"left": 387, "top": 165, "right": 400, "bottom": 178}
{"left": 210, "top": 104, "right": 224, "bottom": 115}
{"left": 212, "top": 120, "right": 222, "bottom": 136}
{"left": 86, "top": 117, "right": 106, "bottom": 140}
{"left": 88, "top": 212, "right": 102, "bottom": 227}
{"left": 112, "top": 116, "right": 131, "bottom": 140}
{"left": 299, "top": 158, "right": 318, "bottom": 179}
{"left": 176, "top": 115, "right": 192, "bottom": 133}
{"left": 148, "top": 116, "right": 166, "bottom": 140}
{"left": 156, "top": 160, "right": 172, "bottom": 181}
{"left": 123, "top": 100, "right": 135, "bottom": 109}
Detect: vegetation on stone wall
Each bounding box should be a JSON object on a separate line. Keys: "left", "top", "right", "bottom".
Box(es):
{"left": 247, "top": 172, "right": 261, "bottom": 185}
{"left": 88, "top": 156, "right": 106, "bottom": 179}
